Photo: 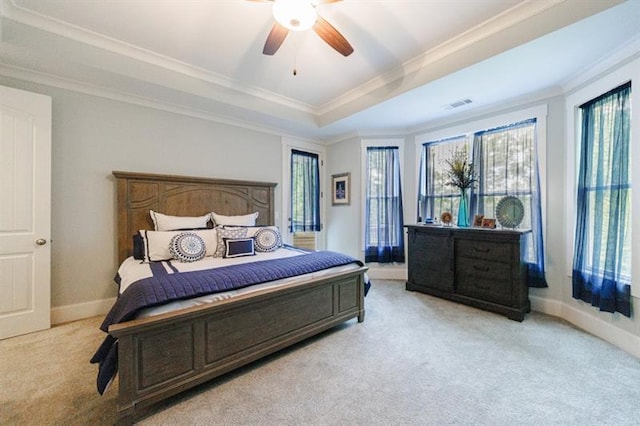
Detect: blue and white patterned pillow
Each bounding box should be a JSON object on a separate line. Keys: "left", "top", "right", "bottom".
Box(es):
{"left": 214, "top": 227, "right": 248, "bottom": 257}
{"left": 254, "top": 227, "right": 282, "bottom": 252}
{"left": 169, "top": 232, "right": 206, "bottom": 262}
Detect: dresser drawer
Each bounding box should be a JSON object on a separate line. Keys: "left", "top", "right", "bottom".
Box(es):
{"left": 456, "top": 257, "right": 512, "bottom": 306}
{"left": 456, "top": 239, "right": 512, "bottom": 263}
{"left": 407, "top": 230, "right": 454, "bottom": 292}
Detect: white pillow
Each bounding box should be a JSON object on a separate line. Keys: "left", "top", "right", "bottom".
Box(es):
{"left": 150, "top": 210, "right": 211, "bottom": 231}
{"left": 211, "top": 211, "right": 259, "bottom": 227}
{"left": 139, "top": 229, "right": 217, "bottom": 262}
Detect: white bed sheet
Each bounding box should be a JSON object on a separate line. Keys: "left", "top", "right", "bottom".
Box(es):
{"left": 116, "top": 247, "right": 364, "bottom": 319}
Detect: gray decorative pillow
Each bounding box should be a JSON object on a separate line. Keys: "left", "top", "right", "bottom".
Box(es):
{"left": 254, "top": 227, "right": 282, "bottom": 252}
{"left": 215, "top": 227, "right": 248, "bottom": 257}
{"left": 169, "top": 232, "right": 206, "bottom": 262}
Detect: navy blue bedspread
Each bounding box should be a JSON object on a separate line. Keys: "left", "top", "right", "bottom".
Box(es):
{"left": 91, "top": 251, "right": 366, "bottom": 394}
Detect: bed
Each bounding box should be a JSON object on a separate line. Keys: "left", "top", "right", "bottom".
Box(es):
{"left": 92, "top": 171, "right": 368, "bottom": 425}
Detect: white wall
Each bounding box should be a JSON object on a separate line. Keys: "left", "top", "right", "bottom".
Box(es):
{"left": 0, "top": 76, "right": 282, "bottom": 321}
{"left": 325, "top": 136, "right": 362, "bottom": 259}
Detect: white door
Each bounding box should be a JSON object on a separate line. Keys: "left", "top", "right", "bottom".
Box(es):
{"left": 0, "top": 85, "right": 52, "bottom": 339}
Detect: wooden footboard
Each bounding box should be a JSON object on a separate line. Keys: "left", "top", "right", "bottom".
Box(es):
{"left": 109, "top": 267, "right": 367, "bottom": 425}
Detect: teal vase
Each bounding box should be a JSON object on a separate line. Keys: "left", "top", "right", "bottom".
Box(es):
{"left": 457, "top": 189, "right": 470, "bottom": 227}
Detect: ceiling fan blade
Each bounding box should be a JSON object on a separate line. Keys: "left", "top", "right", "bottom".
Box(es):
{"left": 263, "top": 22, "right": 289, "bottom": 55}
{"left": 313, "top": 16, "right": 353, "bottom": 57}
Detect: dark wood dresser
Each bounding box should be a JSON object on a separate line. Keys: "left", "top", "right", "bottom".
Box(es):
{"left": 405, "top": 225, "right": 530, "bottom": 321}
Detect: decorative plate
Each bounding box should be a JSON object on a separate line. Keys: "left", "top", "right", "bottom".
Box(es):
{"left": 169, "top": 232, "right": 206, "bottom": 262}
{"left": 495, "top": 196, "right": 525, "bottom": 228}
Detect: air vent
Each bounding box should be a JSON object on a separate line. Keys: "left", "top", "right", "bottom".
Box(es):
{"left": 443, "top": 98, "right": 473, "bottom": 110}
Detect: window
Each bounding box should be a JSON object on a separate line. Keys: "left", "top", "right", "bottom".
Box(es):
{"left": 365, "top": 146, "right": 405, "bottom": 263}
{"left": 290, "top": 149, "right": 321, "bottom": 232}
{"left": 572, "top": 82, "right": 631, "bottom": 317}
{"left": 417, "top": 119, "right": 547, "bottom": 287}
{"left": 417, "top": 136, "right": 468, "bottom": 222}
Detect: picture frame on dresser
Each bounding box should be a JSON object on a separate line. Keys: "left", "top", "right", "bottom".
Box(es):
{"left": 482, "top": 218, "right": 496, "bottom": 229}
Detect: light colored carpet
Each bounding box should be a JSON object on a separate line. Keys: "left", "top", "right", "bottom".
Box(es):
{"left": 1, "top": 280, "right": 638, "bottom": 425}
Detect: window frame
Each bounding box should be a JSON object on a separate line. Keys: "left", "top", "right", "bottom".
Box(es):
{"left": 565, "top": 58, "right": 639, "bottom": 298}
{"left": 414, "top": 105, "right": 547, "bottom": 244}
{"left": 360, "top": 138, "right": 405, "bottom": 253}
{"left": 281, "top": 138, "right": 326, "bottom": 248}
{"left": 417, "top": 136, "right": 469, "bottom": 223}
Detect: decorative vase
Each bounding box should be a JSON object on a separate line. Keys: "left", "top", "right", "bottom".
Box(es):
{"left": 457, "top": 188, "right": 470, "bottom": 227}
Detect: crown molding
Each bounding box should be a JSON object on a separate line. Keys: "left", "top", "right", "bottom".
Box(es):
{"left": 5, "top": 0, "right": 622, "bottom": 128}
{"left": 316, "top": 0, "right": 562, "bottom": 116}
{"left": 315, "top": 0, "right": 625, "bottom": 127}
{"left": 1, "top": 0, "right": 317, "bottom": 114}
{"left": 561, "top": 35, "right": 640, "bottom": 94}
{"left": 2, "top": 0, "right": 631, "bottom": 143}
{"left": 0, "top": 62, "right": 324, "bottom": 142}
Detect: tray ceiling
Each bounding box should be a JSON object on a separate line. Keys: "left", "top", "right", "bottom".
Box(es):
{"left": 1, "top": 0, "right": 638, "bottom": 140}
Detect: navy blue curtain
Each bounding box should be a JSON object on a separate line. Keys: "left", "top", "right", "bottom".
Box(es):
{"left": 290, "top": 149, "right": 321, "bottom": 232}
{"left": 365, "top": 147, "right": 405, "bottom": 263}
{"left": 471, "top": 119, "right": 547, "bottom": 288}
{"left": 572, "top": 82, "right": 631, "bottom": 317}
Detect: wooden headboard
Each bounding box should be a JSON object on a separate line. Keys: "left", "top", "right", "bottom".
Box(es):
{"left": 113, "top": 171, "right": 277, "bottom": 263}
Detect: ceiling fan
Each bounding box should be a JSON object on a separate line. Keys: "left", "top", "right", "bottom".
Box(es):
{"left": 251, "top": 0, "right": 354, "bottom": 57}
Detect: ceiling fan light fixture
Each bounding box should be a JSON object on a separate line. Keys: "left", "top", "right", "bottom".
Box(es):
{"left": 272, "top": 0, "right": 317, "bottom": 31}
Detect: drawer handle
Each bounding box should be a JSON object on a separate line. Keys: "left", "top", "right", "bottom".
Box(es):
{"left": 473, "top": 265, "right": 490, "bottom": 272}
{"left": 474, "top": 247, "right": 490, "bottom": 253}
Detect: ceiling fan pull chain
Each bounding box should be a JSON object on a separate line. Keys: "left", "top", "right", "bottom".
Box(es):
{"left": 293, "top": 33, "right": 298, "bottom": 76}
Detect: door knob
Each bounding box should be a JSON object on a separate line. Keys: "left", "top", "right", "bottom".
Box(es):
{"left": 36, "top": 238, "right": 47, "bottom": 246}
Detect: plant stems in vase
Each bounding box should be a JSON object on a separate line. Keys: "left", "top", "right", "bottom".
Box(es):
{"left": 444, "top": 147, "right": 476, "bottom": 228}
{"left": 457, "top": 188, "right": 470, "bottom": 227}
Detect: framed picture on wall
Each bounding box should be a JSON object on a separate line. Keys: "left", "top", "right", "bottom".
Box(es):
{"left": 332, "top": 173, "right": 350, "bottom": 205}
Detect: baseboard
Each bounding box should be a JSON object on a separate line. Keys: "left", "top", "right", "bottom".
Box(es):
{"left": 51, "top": 297, "right": 115, "bottom": 325}
{"left": 529, "top": 295, "right": 564, "bottom": 317}
{"left": 530, "top": 295, "right": 639, "bottom": 359}
{"left": 366, "top": 267, "right": 407, "bottom": 281}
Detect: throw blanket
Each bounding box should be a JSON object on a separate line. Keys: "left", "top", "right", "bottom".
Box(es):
{"left": 91, "top": 251, "right": 364, "bottom": 394}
